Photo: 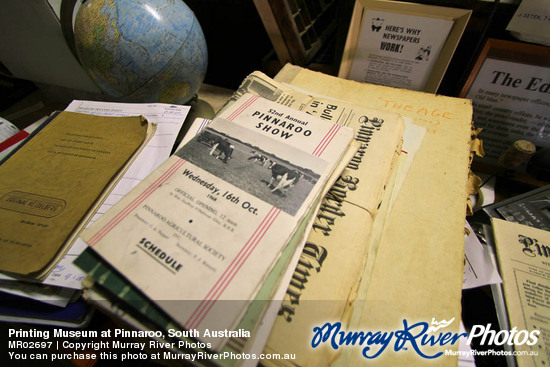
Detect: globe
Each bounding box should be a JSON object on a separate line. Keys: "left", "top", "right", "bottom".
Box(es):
{"left": 73, "top": 0, "right": 207, "bottom": 104}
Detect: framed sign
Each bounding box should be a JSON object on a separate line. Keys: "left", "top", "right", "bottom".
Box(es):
{"left": 460, "top": 38, "right": 550, "bottom": 169}
{"left": 338, "top": 0, "right": 471, "bottom": 93}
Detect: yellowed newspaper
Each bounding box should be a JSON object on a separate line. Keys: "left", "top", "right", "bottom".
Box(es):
{"left": 492, "top": 219, "right": 550, "bottom": 367}
{"left": 216, "top": 71, "right": 406, "bottom": 366}
{"left": 272, "top": 64, "right": 473, "bottom": 367}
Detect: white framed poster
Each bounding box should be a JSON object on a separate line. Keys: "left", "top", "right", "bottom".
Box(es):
{"left": 339, "top": 0, "right": 471, "bottom": 93}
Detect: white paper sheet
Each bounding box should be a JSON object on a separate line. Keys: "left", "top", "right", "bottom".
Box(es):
{"left": 463, "top": 220, "right": 502, "bottom": 290}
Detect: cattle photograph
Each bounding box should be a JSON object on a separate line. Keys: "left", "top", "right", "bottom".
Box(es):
{"left": 175, "top": 123, "right": 324, "bottom": 216}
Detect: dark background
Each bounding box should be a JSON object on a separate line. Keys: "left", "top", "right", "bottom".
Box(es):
{"left": 0, "top": 2, "right": 538, "bottom": 366}
{"left": 0, "top": 0, "right": 524, "bottom": 113}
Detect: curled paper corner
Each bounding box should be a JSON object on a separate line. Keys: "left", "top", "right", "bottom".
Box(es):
{"left": 467, "top": 127, "right": 484, "bottom": 216}
{"left": 466, "top": 172, "right": 483, "bottom": 216}
{"left": 468, "top": 171, "right": 483, "bottom": 196}
{"left": 466, "top": 197, "right": 474, "bottom": 217}
{"left": 469, "top": 127, "right": 485, "bottom": 164}
{"left": 472, "top": 137, "right": 485, "bottom": 158}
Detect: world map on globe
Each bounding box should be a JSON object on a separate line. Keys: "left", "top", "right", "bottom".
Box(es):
{"left": 74, "top": 0, "right": 208, "bottom": 104}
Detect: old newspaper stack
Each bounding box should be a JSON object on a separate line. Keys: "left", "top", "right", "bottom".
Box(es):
{"left": 74, "top": 64, "right": 474, "bottom": 367}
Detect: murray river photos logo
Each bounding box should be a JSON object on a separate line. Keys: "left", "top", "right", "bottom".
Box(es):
{"left": 310, "top": 318, "right": 540, "bottom": 359}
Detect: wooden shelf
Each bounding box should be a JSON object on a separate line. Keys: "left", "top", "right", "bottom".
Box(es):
{"left": 253, "top": 0, "right": 351, "bottom": 67}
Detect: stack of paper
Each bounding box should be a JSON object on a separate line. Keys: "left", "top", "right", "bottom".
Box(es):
{"left": 204, "top": 70, "right": 408, "bottom": 365}
{"left": 178, "top": 66, "right": 471, "bottom": 367}
{"left": 0, "top": 101, "right": 190, "bottom": 327}
{"left": 73, "top": 93, "right": 358, "bottom": 361}
{"left": 260, "top": 65, "right": 474, "bottom": 367}
{"left": 0, "top": 63, "right": 475, "bottom": 367}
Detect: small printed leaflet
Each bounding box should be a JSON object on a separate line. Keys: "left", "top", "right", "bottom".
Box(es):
{"left": 80, "top": 94, "right": 354, "bottom": 349}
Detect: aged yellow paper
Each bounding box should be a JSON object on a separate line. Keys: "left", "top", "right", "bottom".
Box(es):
{"left": 0, "top": 111, "right": 149, "bottom": 278}
{"left": 492, "top": 218, "right": 550, "bottom": 367}
{"left": 220, "top": 71, "right": 406, "bottom": 366}
{"left": 270, "top": 64, "right": 473, "bottom": 366}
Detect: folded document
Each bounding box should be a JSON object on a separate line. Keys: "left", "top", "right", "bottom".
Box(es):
{"left": 79, "top": 94, "right": 355, "bottom": 348}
